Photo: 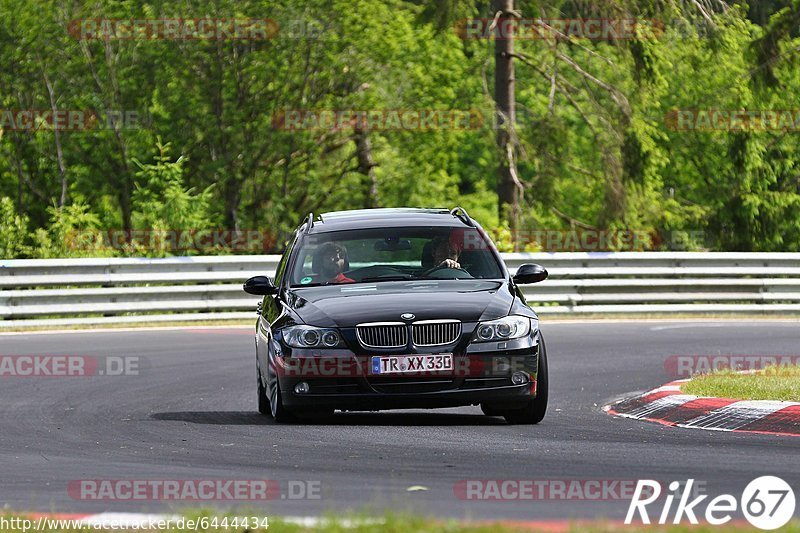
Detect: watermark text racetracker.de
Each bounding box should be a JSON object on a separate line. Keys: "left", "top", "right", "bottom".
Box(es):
{"left": 66, "top": 229, "right": 284, "bottom": 253}
{"left": 0, "top": 356, "right": 142, "bottom": 377}
{"left": 272, "top": 108, "right": 484, "bottom": 131}
{"left": 68, "top": 18, "right": 279, "bottom": 40}
{"left": 454, "top": 479, "right": 666, "bottom": 501}
{"left": 455, "top": 18, "right": 663, "bottom": 40}
{"left": 664, "top": 355, "right": 800, "bottom": 378}
{"left": 276, "top": 353, "right": 538, "bottom": 379}
{"left": 0, "top": 109, "right": 139, "bottom": 131}
{"left": 428, "top": 227, "right": 705, "bottom": 252}
{"left": 67, "top": 479, "right": 320, "bottom": 501}
{"left": 665, "top": 109, "right": 800, "bottom": 132}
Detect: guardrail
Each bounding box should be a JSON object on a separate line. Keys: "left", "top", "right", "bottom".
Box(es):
{"left": 2, "top": 252, "right": 800, "bottom": 327}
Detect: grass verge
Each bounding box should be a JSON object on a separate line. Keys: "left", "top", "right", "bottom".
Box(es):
{"left": 682, "top": 365, "right": 800, "bottom": 402}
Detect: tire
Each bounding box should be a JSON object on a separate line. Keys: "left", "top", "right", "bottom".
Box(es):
{"left": 266, "top": 362, "right": 297, "bottom": 423}
{"left": 502, "top": 333, "right": 549, "bottom": 425}
{"left": 257, "top": 364, "right": 270, "bottom": 415}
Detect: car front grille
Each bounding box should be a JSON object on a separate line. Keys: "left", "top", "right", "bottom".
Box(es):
{"left": 356, "top": 320, "right": 462, "bottom": 349}
{"left": 356, "top": 322, "right": 408, "bottom": 348}
{"left": 411, "top": 320, "right": 461, "bottom": 346}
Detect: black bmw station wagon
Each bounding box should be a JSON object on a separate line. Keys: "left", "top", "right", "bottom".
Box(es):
{"left": 244, "top": 207, "right": 549, "bottom": 424}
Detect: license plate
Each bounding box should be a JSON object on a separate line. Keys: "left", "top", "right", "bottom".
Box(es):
{"left": 371, "top": 354, "right": 453, "bottom": 375}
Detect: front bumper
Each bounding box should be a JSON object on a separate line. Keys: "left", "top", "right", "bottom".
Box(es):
{"left": 283, "top": 381, "right": 535, "bottom": 410}
{"left": 275, "top": 339, "right": 540, "bottom": 411}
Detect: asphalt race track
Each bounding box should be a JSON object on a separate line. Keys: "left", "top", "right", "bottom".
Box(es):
{"left": 1, "top": 321, "right": 799, "bottom": 522}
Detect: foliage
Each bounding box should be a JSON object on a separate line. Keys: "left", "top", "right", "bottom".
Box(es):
{"left": 0, "top": 197, "right": 30, "bottom": 258}
{"left": 2, "top": 0, "right": 800, "bottom": 257}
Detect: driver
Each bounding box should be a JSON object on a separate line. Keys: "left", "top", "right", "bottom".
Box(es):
{"left": 432, "top": 235, "right": 461, "bottom": 269}
{"left": 312, "top": 242, "right": 355, "bottom": 284}
{"left": 422, "top": 234, "right": 463, "bottom": 274}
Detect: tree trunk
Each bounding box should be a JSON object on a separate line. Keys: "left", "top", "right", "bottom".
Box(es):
{"left": 224, "top": 177, "right": 241, "bottom": 232}
{"left": 494, "top": 0, "right": 520, "bottom": 249}
{"left": 118, "top": 183, "right": 132, "bottom": 236}
{"left": 43, "top": 71, "right": 68, "bottom": 207}
{"left": 354, "top": 127, "right": 378, "bottom": 208}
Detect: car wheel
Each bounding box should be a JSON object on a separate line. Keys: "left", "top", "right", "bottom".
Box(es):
{"left": 266, "top": 362, "right": 296, "bottom": 423}
{"left": 502, "top": 333, "right": 549, "bottom": 425}
{"left": 257, "top": 364, "right": 270, "bottom": 415}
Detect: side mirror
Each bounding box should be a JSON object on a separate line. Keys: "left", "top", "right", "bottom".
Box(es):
{"left": 243, "top": 275, "right": 278, "bottom": 295}
{"left": 512, "top": 263, "right": 548, "bottom": 285}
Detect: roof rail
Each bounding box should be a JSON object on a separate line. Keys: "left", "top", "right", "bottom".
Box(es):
{"left": 303, "top": 212, "right": 314, "bottom": 234}
{"left": 450, "top": 206, "right": 475, "bottom": 227}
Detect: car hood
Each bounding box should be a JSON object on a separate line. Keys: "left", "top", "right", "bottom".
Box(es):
{"left": 285, "top": 280, "right": 513, "bottom": 328}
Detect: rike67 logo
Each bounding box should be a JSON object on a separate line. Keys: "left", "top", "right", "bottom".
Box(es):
{"left": 626, "top": 477, "right": 796, "bottom": 530}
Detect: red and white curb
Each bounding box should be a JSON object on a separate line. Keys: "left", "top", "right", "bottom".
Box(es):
{"left": 604, "top": 379, "right": 800, "bottom": 437}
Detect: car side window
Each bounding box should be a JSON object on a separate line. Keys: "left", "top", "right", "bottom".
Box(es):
{"left": 273, "top": 231, "right": 298, "bottom": 288}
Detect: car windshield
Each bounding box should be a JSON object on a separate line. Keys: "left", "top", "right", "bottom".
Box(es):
{"left": 289, "top": 226, "right": 504, "bottom": 287}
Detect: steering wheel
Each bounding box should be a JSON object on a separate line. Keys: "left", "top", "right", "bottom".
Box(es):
{"left": 425, "top": 266, "right": 473, "bottom": 279}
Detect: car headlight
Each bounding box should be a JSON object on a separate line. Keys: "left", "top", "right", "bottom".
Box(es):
{"left": 280, "top": 325, "right": 344, "bottom": 348}
{"left": 471, "top": 316, "right": 534, "bottom": 343}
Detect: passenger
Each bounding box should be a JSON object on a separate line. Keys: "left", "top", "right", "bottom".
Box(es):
{"left": 312, "top": 242, "right": 355, "bottom": 283}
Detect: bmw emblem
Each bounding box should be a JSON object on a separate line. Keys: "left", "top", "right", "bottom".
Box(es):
{"left": 400, "top": 313, "right": 415, "bottom": 320}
